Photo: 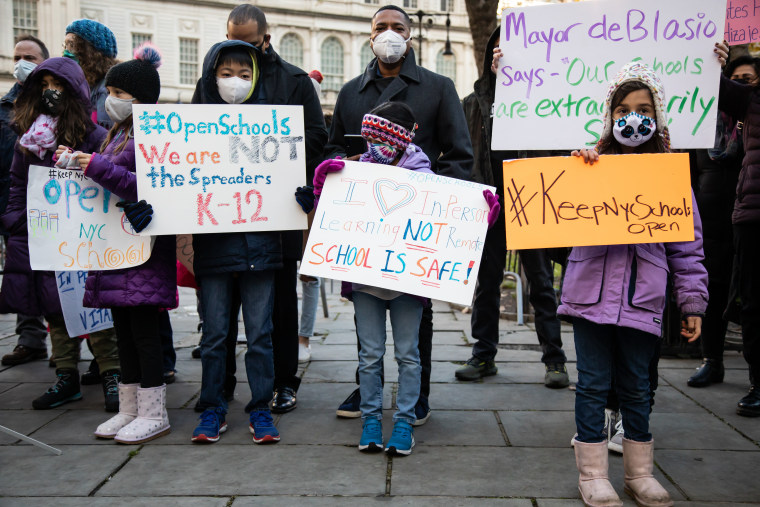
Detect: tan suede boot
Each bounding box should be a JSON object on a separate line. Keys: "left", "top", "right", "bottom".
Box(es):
{"left": 574, "top": 439, "right": 623, "bottom": 507}
{"left": 622, "top": 438, "right": 673, "bottom": 507}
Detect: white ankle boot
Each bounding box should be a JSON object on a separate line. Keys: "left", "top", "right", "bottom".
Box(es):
{"left": 114, "top": 384, "right": 170, "bottom": 444}
{"left": 94, "top": 383, "right": 138, "bottom": 438}
{"left": 623, "top": 438, "right": 673, "bottom": 507}
{"left": 574, "top": 439, "right": 623, "bottom": 507}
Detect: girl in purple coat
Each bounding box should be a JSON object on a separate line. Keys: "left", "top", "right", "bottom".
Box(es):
{"left": 564, "top": 63, "right": 708, "bottom": 507}
{"left": 57, "top": 45, "right": 177, "bottom": 444}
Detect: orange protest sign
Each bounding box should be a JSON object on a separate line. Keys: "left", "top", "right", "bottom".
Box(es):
{"left": 502, "top": 153, "right": 694, "bottom": 249}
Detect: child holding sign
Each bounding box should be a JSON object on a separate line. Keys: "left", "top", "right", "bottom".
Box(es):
{"left": 563, "top": 63, "right": 708, "bottom": 507}
{"left": 58, "top": 45, "right": 178, "bottom": 444}
{"left": 313, "top": 102, "right": 500, "bottom": 455}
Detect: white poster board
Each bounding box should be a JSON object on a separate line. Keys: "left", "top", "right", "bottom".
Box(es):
{"left": 133, "top": 104, "right": 308, "bottom": 235}
{"left": 493, "top": 0, "right": 726, "bottom": 150}
{"left": 55, "top": 270, "right": 113, "bottom": 337}
{"left": 300, "top": 162, "right": 494, "bottom": 306}
{"left": 27, "top": 166, "right": 153, "bottom": 271}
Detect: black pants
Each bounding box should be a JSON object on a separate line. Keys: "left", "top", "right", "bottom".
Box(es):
{"left": 470, "top": 212, "right": 566, "bottom": 364}
{"left": 734, "top": 224, "right": 760, "bottom": 382}
{"left": 272, "top": 259, "right": 301, "bottom": 391}
{"left": 160, "top": 311, "right": 176, "bottom": 373}
{"left": 112, "top": 306, "right": 163, "bottom": 388}
{"left": 354, "top": 300, "right": 432, "bottom": 399}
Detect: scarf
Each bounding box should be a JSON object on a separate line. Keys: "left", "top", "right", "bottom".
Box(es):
{"left": 19, "top": 114, "right": 59, "bottom": 159}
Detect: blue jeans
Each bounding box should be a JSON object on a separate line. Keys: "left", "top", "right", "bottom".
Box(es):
{"left": 354, "top": 292, "right": 422, "bottom": 425}
{"left": 198, "top": 271, "right": 275, "bottom": 413}
{"left": 298, "top": 276, "right": 320, "bottom": 338}
{"left": 574, "top": 318, "right": 658, "bottom": 443}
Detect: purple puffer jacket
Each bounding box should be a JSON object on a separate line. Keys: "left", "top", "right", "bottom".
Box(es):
{"left": 557, "top": 193, "right": 708, "bottom": 336}
{"left": 83, "top": 135, "right": 177, "bottom": 308}
{"left": 0, "top": 58, "right": 108, "bottom": 316}
{"left": 339, "top": 144, "right": 434, "bottom": 305}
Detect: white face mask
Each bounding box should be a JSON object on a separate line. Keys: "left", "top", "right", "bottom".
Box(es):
{"left": 216, "top": 76, "right": 252, "bottom": 104}
{"left": 105, "top": 96, "right": 134, "bottom": 123}
{"left": 371, "top": 29, "right": 410, "bottom": 64}
{"left": 612, "top": 112, "right": 656, "bottom": 147}
{"left": 13, "top": 59, "right": 37, "bottom": 84}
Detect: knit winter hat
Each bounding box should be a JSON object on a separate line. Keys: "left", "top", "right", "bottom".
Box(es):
{"left": 65, "top": 19, "right": 118, "bottom": 58}
{"left": 361, "top": 114, "right": 417, "bottom": 150}
{"left": 600, "top": 62, "right": 669, "bottom": 148}
{"left": 105, "top": 44, "right": 162, "bottom": 103}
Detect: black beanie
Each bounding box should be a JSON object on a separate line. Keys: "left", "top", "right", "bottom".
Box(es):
{"left": 105, "top": 44, "right": 162, "bottom": 103}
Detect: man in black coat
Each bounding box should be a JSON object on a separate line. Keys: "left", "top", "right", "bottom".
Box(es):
{"left": 325, "top": 5, "right": 474, "bottom": 424}
{"left": 0, "top": 35, "right": 49, "bottom": 367}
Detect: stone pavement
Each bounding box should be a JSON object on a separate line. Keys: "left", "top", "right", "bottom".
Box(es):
{"left": 0, "top": 285, "right": 759, "bottom": 506}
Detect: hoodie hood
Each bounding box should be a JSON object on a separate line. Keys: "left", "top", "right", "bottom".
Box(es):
{"left": 473, "top": 26, "right": 500, "bottom": 100}
{"left": 198, "top": 40, "right": 262, "bottom": 104}
{"left": 25, "top": 57, "right": 91, "bottom": 107}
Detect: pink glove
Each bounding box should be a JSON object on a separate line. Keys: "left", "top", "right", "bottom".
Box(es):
{"left": 483, "top": 189, "right": 501, "bottom": 229}
{"left": 313, "top": 158, "right": 345, "bottom": 197}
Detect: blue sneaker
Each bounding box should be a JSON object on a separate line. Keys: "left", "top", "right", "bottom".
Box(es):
{"left": 191, "top": 407, "right": 227, "bottom": 443}
{"left": 385, "top": 420, "right": 414, "bottom": 456}
{"left": 413, "top": 395, "right": 431, "bottom": 427}
{"left": 358, "top": 418, "right": 383, "bottom": 452}
{"left": 249, "top": 410, "right": 280, "bottom": 444}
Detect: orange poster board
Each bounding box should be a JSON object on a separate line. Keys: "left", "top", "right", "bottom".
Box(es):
{"left": 502, "top": 153, "right": 694, "bottom": 250}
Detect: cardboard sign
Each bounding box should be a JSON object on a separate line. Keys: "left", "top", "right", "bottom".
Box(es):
{"left": 300, "top": 161, "right": 494, "bottom": 306}
{"left": 493, "top": 0, "right": 726, "bottom": 150}
{"left": 133, "top": 104, "right": 308, "bottom": 235}
{"left": 27, "top": 165, "right": 153, "bottom": 271}
{"left": 55, "top": 270, "right": 113, "bottom": 337}
{"left": 502, "top": 153, "right": 695, "bottom": 249}
{"left": 725, "top": 0, "right": 760, "bottom": 45}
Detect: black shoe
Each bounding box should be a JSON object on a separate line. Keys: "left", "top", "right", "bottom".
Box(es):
{"left": 32, "top": 369, "right": 82, "bottom": 409}
{"left": 48, "top": 356, "right": 56, "bottom": 368}
{"left": 544, "top": 363, "right": 570, "bottom": 389}
{"left": 81, "top": 359, "right": 101, "bottom": 385}
{"left": 101, "top": 370, "right": 120, "bottom": 412}
{"left": 163, "top": 370, "right": 176, "bottom": 385}
{"left": 1, "top": 345, "right": 47, "bottom": 366}
{"left": 336, "top": 388, "right": 361, "bottom": 418}
{"left": 737, "top": 385, "right": 760, "bottom": 417}
{"left": 191, "top": 345, "right": 201, "bottom": 359}
{"left": 271, "top": 387, "right": 297, "bottom": 414}
{"left": 413, "top": 394, "right": 431, "bottom": 426}
{"left": 687, "top": 359, "right": 724, "bottom": 388}
{"left": 455, "top": 356, "right": 498, "bottom": 381}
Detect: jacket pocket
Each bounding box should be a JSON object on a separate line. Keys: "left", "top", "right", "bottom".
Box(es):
{"left": 629, "top": 247, "right": 669, "bottom": 313}
{"left": 560, "top": 246, "right": 608, "bottom": 305}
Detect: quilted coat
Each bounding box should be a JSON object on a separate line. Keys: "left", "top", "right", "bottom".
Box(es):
{"left": 0, "top": 57, "right": 107, "bottom": 316}
{"left": 83, "top": 135, "right": 177, "bottom": 308}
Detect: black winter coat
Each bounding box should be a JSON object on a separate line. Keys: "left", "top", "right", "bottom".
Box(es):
{"left": 325, "top": 49, "right": 472, "bottom": 180}
{"left": 0, "top": 83, "right": 21, "bottom": 228}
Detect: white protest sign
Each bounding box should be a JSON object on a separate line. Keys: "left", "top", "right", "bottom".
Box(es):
{"left": 300, "top": 161, "right": 494, "bottom": 306}
{"left": 133, "top": 104, "right": 307, "bottom": 235}
{"left": 55, "top": 270, "right": 113, "bottom": 337}
{"left": 27, "top": 165, "right": 153, "bottom": 271}
{"left": 493, "top": 0, "right": 726, "bottom": 150}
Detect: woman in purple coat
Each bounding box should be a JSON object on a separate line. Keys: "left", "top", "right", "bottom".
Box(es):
{"left": 58, "top": 45, "right": 176, "bottom": 444}
{"left": 0, "top": 57, "right": 121, "bottom": 412}
{"left": 565, "top": 63, "right": 708, "bottom": 507}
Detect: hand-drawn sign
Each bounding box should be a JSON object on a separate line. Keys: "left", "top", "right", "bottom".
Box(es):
{"left": 725, "top": 0, "right": 760, "bottom": 45}
{"left": 502, "top": 153, "right": 695, "bottom": 249}
{"left": 300, "top": 161, "right": 494, "bottom": 306}
{"left": 55, "top": 270, "right": 113, "bottom": 337}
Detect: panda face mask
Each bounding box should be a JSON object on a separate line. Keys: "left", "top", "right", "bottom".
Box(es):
{"left": 612, "top": 112, "right": 656, "bottom": 147}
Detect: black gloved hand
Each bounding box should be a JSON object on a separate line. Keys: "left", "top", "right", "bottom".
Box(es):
{"left": 116, "top": 200, "right": 153, "bottom": 233}
{"left": 295, "top": 185, "right": 315, "bottom": 213}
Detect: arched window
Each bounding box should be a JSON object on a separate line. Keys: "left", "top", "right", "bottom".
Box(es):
{"left": 360, "top": 40, "right": 375, "bottom": 70}
{"left": 436, "top": 49, "right": 456, "bottom": 84}
{"left": 279, "top": 33, "right": 304, "bottom": 69}
{"left": 321, "top": 37, "right": 344, "bottom": 92}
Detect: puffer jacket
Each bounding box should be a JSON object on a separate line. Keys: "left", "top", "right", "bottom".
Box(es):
{"left": 83, "top": 135, "right": 177, "bottom": 308}
{"left": 0, "top": 58, "right": 107, "bottom": 316}
{"left": 718, "top": 74, "right": 760, "bottom": 224}
{"left": 557, "top": 200, "right": 708, "bottom": 336}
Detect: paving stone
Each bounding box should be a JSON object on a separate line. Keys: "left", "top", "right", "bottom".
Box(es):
{"left": 0, "top": 360, "right": 56, "bottom": 383}
{"left": 0, "top": 382, "right": 19, "bottom": 395}
{"left": 650, "top": 386, "right": 704, "bottom": 414}
{"left": 498, "top": 410, "right": 576, "bottom": 447}
{"left": 656, "top": 449, "right": 760, "bottom": 502}
{"left": 650, "top": 412, "right": 757, "bottom": 451}
{"left": 172, "top": 359, "right": 203, "bottom": 380}
{"left": 321, "top": 331, "right": 358, "bottom": 345}
{"left": 235, "top": 497, "right": 532, "bottom": 506}
{"left": 0, "top": 410, "right": 63, "bottom": 444}
{"left": 98, "top": 445, "right": 387, "bottom": 496}
{"left": 429, "top": 383, "right": 574, "bottom": 411}
{"left": 429, "top": 360, "right": 576, "bottom": 385}
{"left": 310, "top": 344, "right": 365, "bottom": 361}
{"left": 272, "top": 408, "right": 361, "bottom": 445}
{"left": 0, "top": 445, "right": 131, "bottom": 496}
{"left": 1, "top": 498, "right": 229, "bottom": 507}
{"left": 0, "top": 382, "right": 107, "bottom": 411}
{"left": 19, "top": 409, "right": 117, "bottom": 445}
{"left": 414, "top": 410, "right": 506, "bottom": 447}
{"left": 165, "top": 382, "right": 201, "bottom": 409}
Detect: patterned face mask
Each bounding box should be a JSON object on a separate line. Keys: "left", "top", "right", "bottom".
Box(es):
{"left": 367, "top": 142, "right": 398, "bottom": 165}
{"left": 41, "top": 89, "right": 63, "bottom": 116}
{"left": 612, "top": 112, "right": 656, "bottom": 147}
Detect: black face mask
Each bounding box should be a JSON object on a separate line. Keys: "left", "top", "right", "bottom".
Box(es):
{"left": 41, "top": 89, "right": 63, "bottom": 116}
{"left": 732, "top": 78, "right": 750, "bottom": 85}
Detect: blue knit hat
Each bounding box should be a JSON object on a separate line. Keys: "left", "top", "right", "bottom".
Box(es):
{"left": 66, "top": 19, "right": 117, "bottom": 58}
